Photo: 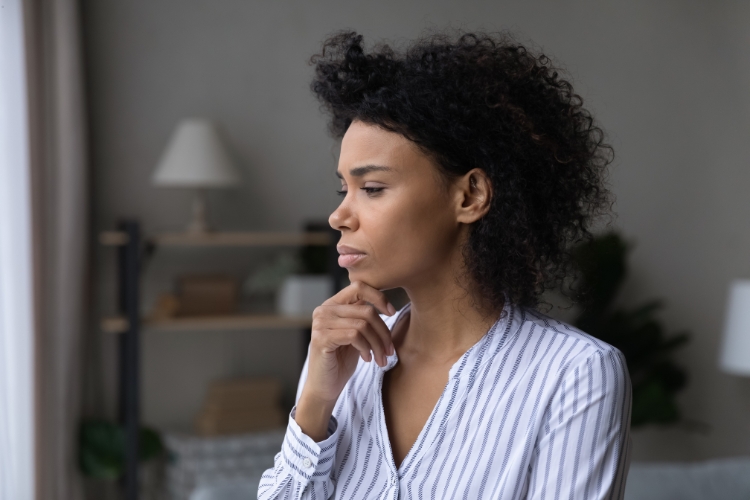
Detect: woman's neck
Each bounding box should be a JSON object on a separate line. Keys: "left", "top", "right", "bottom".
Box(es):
{"left": 396, "top": 259, "right": 503, "bottom": 364}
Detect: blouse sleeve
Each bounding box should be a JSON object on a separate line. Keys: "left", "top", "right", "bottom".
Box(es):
{"left": 257, "top": 345, "right": 342, "bottom": 500}
{"left": 526, "top": 347, "right": 632, "bottom": 500}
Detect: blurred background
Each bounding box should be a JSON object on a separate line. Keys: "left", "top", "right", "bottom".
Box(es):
{"left": 3, "top": 1, "right": 750, "bottom": 499}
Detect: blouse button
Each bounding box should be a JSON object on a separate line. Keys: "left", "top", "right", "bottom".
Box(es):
{"left": 391, "top": 477, "right": 397, "bottom": 486}
{"left": 303, "top": 458, "right": 312, "bottom": 468}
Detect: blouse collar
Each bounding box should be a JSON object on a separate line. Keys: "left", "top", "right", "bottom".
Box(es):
{"left": 382, "top": 299, "right": 519, "bottom": 381}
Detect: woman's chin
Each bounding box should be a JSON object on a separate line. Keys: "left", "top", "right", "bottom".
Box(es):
{"left": 345, "top": 269, "right": 393, "bottom": 291}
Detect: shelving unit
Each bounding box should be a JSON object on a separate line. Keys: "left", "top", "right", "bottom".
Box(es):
{"left": 100, "top": 220, "right": 343, "bottom": 500}
{"left": 100, "top": 314, "right": 313, "bottom": 334}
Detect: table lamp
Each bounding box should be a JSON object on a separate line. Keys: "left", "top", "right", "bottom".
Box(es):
{"left": 719, "top": 279, "right": 750, "bottom": 376}
{"left": 152, "top": 118, "right": 241, "bottom": 233}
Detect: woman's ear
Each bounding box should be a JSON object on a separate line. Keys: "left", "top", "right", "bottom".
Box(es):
{"left": 455, "top": 169, "right": 492, "bottom": 224}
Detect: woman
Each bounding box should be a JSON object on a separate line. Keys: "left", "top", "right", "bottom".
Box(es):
{"left": 259, "top": 30, "right": 631, "bottom": 500}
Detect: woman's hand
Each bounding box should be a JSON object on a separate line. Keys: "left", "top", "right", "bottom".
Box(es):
{"left": 294, "top": 280, "right": 397, "bottom": 441}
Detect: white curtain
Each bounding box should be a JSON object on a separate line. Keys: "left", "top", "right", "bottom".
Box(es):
{"left": 0, "top": 1, "right": 37, "bottom": 499}
{"left": 0, "top": 0, "right": 90, "bottom": 498}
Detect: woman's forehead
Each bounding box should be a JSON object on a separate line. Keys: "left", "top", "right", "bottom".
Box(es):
{"left": 339, "top": 121, "right": 432, "bottom": 176}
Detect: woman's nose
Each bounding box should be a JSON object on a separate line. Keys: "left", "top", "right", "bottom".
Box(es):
{"left": 329, "top": 200, "right": 357, "bottom": 232}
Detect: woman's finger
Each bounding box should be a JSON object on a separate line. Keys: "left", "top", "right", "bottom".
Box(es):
{"left": 326, "top": 280, "right": 397, "bottom": 317}
{"left": 336, "top": 302, "right": 394, "bottom": 356}
{"left": 323, "top": 328, "right": 379, "bottom": 365}
{"left": 315, "top": 302, "right": 395, "bottom": 356}
{"left": 319, "top": 314, "right": 390, "bottom": 365}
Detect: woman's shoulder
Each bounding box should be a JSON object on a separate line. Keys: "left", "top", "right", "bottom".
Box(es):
{"left": 516, "top": 306, "right": 629, "bottom": 376}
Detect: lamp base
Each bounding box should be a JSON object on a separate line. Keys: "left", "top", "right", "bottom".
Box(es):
{"left": 187, "top": 189, "right": 210, "bottom": 234}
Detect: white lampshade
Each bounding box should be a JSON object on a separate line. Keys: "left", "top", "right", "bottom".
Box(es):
{"left": 152, "top": 118, "right": 241, "bottom": 187}
{"left": 719, "top": 279, "right": 750, "bottom": 376}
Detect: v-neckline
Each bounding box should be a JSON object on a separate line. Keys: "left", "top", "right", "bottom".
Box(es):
{"left": 375, "top": 301, "right": 514, "bottom": 478}
{"left": 377, "top": 303, "right": 456, "bottom": 477}
{"left": 379, "top": 374, "right": 455, "bottom": 478}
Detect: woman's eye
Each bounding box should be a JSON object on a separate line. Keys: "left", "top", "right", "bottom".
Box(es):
{"left": 336, "top": 187, "right": 384, "bottom": 197}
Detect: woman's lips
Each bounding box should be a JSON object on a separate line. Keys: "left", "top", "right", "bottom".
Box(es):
{"left": 337, "top": 244, "right": 366, "bottom": 268}
{"left": 338, "top": 253, "right": 366, "bottom": 268}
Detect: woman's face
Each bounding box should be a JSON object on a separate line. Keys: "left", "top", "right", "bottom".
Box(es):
{"left": 329, "top": 120, "right": 464, "bottom": 291}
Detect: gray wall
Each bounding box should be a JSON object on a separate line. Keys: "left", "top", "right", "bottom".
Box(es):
{"left": 82, "top": 0, "right": 750, "bottom": 460}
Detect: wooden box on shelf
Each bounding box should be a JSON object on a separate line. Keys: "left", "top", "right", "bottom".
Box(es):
{"left": 194, "top": 377, "right": 286, "bottom": 436}
{"left": 177, "top": 274, "right": 238, "bottom": 316}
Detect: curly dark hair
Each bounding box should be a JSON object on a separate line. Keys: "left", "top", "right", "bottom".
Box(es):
{"left": 310, "top": 30, "right": 614, "bottom": 312}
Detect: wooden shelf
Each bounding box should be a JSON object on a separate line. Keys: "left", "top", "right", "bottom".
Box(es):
{"left": 151, "top": 231, "right": 332, "bottom": 247}
{"left": 101, "top": 314, "right": 313, "bottom": 333}
{"left": 99, "top": 230, "right": 332, "bottom": 247}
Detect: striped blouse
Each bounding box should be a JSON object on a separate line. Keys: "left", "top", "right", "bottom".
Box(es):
{"left": 259, "top": 300, "right": 632, "bottom": 499}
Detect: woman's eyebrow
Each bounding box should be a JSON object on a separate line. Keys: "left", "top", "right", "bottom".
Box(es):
{"left": 335, "top": 165, "right": 393, "bottom": 179}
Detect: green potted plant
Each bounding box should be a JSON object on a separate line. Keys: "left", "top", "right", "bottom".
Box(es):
{"left": 567, "top": 231, "right": 690, "bottom": 427}
{"left": 78, "top": 419, "right": 164, "bottom": 480}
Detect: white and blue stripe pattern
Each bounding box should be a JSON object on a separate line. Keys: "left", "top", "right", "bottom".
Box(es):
{"left": 259, "top": 300, "right": 632, "bottom": 499}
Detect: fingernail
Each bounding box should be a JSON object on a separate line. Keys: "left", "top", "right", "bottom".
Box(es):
{"left": 389, "top": 344, "right": 395, "bottom": 356}
{"left": 387, "top": 303, "right": 397, "bottom": 315}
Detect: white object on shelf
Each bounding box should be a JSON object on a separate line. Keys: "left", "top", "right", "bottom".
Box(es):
{"left": 151, "top": 118, "right": 242, "bottom": 233}
{"left": 276, "top": 275, "right": 334, "bottom": 317}
{"left": 719, "top": 279, "right": 750, "bottom": 376}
